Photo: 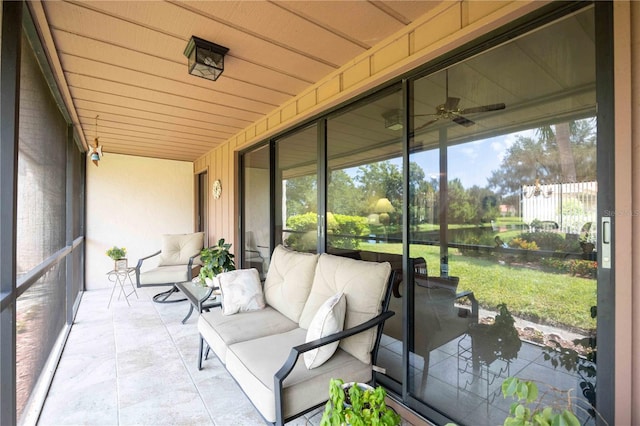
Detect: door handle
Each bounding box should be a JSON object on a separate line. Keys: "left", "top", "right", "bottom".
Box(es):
{"left": 601, "top": 217, "right": 611, "bottom": 269}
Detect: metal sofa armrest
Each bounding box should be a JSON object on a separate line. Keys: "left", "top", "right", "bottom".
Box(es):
{"left": 455, "top": 290, "right": 479, "bottom": 321}
{"left": 273, "top": 310, "right": 395, "bottom": 425}
{"left": 135, "top": 250, "right": 161, "bottom": 287}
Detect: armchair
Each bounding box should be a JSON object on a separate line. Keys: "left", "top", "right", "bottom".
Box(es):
{"left": 135, "top": 232, "right": 205, "bottom": 301}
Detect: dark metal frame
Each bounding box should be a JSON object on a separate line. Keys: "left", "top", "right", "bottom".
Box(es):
{"left": 0, "top": 3, "right": 22, "bottom": 424}
{"left": 594, "top": 2, "right": 615, "bottom": 423}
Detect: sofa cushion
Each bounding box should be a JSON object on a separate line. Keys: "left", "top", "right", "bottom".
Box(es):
{"left": 198, "top": 307, "right": 297, "bottom": 364}
{"left": 304, "top": 292, "right": 346, "bottom": 369}
{"left": 218, "top": 268, "right": 265, "bottom": 315}
{"left": 158, "top": 232, "right": 204, "bottom": 266}
{"left": 299, "top": 254, "right": 391, "bottom": 364}
{"left": 263, "top": 245, "right": 319, "bottom": 323}
{"left": 138, "top": 264, "right": 195, "bottom": 285}
{"left": 225, "top": 328, "right": 371, "bottom": 423}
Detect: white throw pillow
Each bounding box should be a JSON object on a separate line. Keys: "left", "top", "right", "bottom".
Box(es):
{"left": 304, "top": 292, "right": 346, "bottom": 369}
{"left": 218, "top": 269, "right": 266, "bottom": 316}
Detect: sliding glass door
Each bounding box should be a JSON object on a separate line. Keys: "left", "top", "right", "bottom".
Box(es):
{"left": 240, "top": 4, "right": 610, "bottom": 424}
{"left": 404, "top": 7, "right": 599, "bottom": 425}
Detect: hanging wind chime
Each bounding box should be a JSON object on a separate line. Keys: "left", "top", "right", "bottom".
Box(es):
{"left": 88, "top": 115, "right": 103, "bottom": 166}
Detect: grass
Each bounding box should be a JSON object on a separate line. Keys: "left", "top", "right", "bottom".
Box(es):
{"left": 360, "top": 242, "right": 597, "bottom": 333}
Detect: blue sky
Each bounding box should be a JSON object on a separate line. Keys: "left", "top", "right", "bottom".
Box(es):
{"left": 343, "top": 129, "right": 534, "bottom": 189}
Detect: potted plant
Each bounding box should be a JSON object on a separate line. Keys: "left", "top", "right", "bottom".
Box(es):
{"left": 106, "top": 246, "right": 127, "bottom": 270}
{"left": 320, "top": 378, "right": 401, "bottom": 426}
{"left": 198, "top": 238, "right": 236, "bottom": 286}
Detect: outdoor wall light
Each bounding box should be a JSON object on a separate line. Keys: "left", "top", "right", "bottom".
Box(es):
{"left": 184, "top": 36, "right": 229, "bottom": 82}
{"left": 383, "top": 109, "right": 403, "bottom": 131}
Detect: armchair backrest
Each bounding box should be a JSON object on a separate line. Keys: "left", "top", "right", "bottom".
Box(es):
{"left": 157, "top": 232, "right": 205, "bottom": 266}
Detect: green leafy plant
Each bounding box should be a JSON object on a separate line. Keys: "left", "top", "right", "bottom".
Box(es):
{"left": 105, "top": 246, "right": 127, "bottom": 260}
{"left": 501, "top": 377, "right": 592, "bottom": 426}
{"left": 320, "top": 378, "right": 401, "bottom": 426}
{"left": 198, "top": 238, "right": 235, "bottom": 283}
{"left": 468, "top": 303, "right": 522, "bottom": 364}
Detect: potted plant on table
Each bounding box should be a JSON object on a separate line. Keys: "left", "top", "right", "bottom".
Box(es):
{"left": 198, "top": 238, "right": 236, "bottom": 286}
{"left": 106, "top": 246, "right": 127, "bottom": 270}
{"left": 321, "top": 378, "right": 401, "bottom": 426}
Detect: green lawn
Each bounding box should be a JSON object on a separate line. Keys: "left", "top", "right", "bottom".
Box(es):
{"left": 360, "top": 242, "right": 597, "bottom": 333}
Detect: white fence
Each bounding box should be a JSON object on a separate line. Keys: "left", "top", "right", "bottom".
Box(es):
{"left": 521, "top": 181, "right": 597, "bottom": 239}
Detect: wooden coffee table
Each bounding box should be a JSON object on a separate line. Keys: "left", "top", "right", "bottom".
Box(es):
{"left": 174, "top": 280, "right": 221, "bottom": 324}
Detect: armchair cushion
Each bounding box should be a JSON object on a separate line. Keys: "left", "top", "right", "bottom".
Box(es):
{"left": 303, "top": 292, "right": 346, "bottom": 369}
{"left": 263, "top": 245, "right": 318, "bottom": 323}
{"left": 138, "top": 264, "right": 193, "bottom": 286}
{"left": 218, "top": 268, "right": 266, "bottom": 315}
{"left": 158, "top": 232, "right": 204, "bottom": 266}
{"left": 299, "top": 254, "right": 391, "bottom": 364}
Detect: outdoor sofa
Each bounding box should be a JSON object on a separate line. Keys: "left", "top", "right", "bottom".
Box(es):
{"left": 197, "top": 244, "right": 395, "bottom": 425}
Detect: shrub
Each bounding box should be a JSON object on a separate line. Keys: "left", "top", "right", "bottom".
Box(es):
{"left": 516, "top": 232, "right": 564, "bottom": 251}
{"left": 508, "top": 238, "right": 539, "bottom": 251}
{"left": 286, "top": 212, "right": 370, "bottom": 251}
{"left": 567, "top": 260, "right": 597, "bottom": 278}
{"left": 328, "top": 214, "right": 369, "bottom": 249}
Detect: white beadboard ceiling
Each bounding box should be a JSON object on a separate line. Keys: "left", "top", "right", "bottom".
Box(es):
{"left": 31, "top": 0, "right": 441, "bottom": 162}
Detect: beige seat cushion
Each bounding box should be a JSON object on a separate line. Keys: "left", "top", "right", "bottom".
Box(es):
{"left": 263, "top": 245, "right": 319, "bottom": 323}
{"left": 158, "top": 232, "right": 204, "bottom": 266}
{"left": 225, "top": 328, "right": 371, "bottom": 423}
{"left": 138, "top": 264, "right": 195, "bottom": 285}
{"left": 198, "top": 307, "right": 297, "bottom": 364}
{"left": 299, "top": 254, "right": 391, "bottom": 364}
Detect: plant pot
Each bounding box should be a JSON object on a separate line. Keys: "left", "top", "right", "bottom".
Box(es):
{"left": 342, "top": 382, "right": 374, "bottom": 406}
{"left": 114, "top": 258, "right": 127, "bottom": 271}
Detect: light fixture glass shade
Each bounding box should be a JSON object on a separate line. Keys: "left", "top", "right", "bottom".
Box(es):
{"left": 383, "top": 109, "right": 403, "bottom": 130}
{"left": 374, "top": 198, "right": 395, "bottom": 213}
{"left": 184, "top": 36, "right": 229, "bottom": 81}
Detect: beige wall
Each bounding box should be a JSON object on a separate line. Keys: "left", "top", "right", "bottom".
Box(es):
{"left": 195, "top": 1, "right": 639, "bottom": 422}
{"left": 86, "top": 153, "right": 194, "bottom": 290}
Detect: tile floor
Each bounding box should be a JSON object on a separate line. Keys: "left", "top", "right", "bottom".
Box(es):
{"left": 38, "top": 287, "right": 420, "bottom": 426}
{"left": 38, "top": 285, "right": 590, "bottom": 426}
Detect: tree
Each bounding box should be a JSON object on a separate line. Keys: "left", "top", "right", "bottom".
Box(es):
{"left": 286, "top": 175, "right": 316, "bottom": 216}
{"left": 448, "top": 178, "right": 475, "bottom": 224}
{"left": 355, "top": 161, "right": 403, "bottom": 211}
{"left": 328, "top": 169, "right": 363, "bottom": 215}
{"left": 488, "top": 118, "right": 596, "bottom": 197}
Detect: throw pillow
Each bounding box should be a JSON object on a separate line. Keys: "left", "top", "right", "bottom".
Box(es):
{"left": 304, "top": 292, "right": 346, "bottom": 369}
{"left": 218, "top": 269, "right": 265, "bottom": 315}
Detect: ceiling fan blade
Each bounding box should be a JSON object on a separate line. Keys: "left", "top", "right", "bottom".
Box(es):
{"left": 444, "top": 97, "right": 460, "bottom": 111}
{"left": 414, "top": 117, "right": 440, "bottom": 131}
{"left": 460, "top": 103, "right": 506, "bottom": 114}
{"left": 452, "top": 115, "right": 475, "bottom": 127}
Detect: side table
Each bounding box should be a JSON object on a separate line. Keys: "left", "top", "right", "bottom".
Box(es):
{"left": 175, "top": 280, "right": 221, "bottom": 324}
{"left": 107, "top": 267, "right": 138, "bottom": 308}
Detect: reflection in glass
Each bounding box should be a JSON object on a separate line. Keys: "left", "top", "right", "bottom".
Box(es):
{"left": 407, "top": 7, "right": 597, "bottom": 425}
{"left": 242, "top": 145, "right": 271, "bottom": 277}
{"left": 276, "top": 126, "right": 318, "bottom": 252}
